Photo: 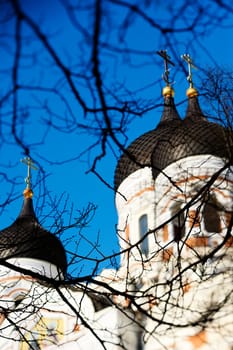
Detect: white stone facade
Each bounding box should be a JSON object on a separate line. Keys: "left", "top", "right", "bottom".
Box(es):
{"left": 113, "top": 154, "right": 233, "bottom": 350}
{"left": 0, "top": 149, "right": 232, "bottom": 348}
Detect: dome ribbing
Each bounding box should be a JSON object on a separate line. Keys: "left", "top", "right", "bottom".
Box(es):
{"left": 114, "top": 95, "right": 181, "bottom": 190}
{"left": 0, "top": 197, "right": 67, "bottom": 274}
{"left": 115, "top": 94, "right": 233, "bottom": 190}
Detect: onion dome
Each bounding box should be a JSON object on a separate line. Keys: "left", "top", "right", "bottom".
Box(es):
{"left": 115, "top": 86, "right": 233, "bottom": 191}
{"left": 0, "top": 159, "right": 67, "bottom": 274}
{"left": 151, "top": 87, "right": 232, "bottom": 179}
{"left": 114, "top": 53, "right": 233, "bottom": 190}
{"left": 114, "top": 86, "right": 181, "bottom": 190}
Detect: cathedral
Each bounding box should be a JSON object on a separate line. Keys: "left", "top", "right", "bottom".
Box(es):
{"left": 0, "top": 54, "right": 232, "bottom": 349}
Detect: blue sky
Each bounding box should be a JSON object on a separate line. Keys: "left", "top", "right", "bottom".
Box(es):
{"left": 0, "top": 0, "right": 233, "bottom": 276}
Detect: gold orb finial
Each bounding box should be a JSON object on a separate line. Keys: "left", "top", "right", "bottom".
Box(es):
{"left": 186, "top": 86, "right": 198, "bottom": 98}
{"left": 23, "top": 188, "right": 34, "bottom": 199}
{"left": 162, "top": 85, "right": 174, "bottom": 98}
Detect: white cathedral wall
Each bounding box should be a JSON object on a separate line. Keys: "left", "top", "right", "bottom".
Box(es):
{"left": 115, "top": 155, "right": 233, "bottom": 271}
{"left": 6, "top": 257, "right": 65, "bottom": 279}
{"left": 115, "top": 155, "right": 233, "bottom": 265}
{"left": 143, "top": 266, "right": 233, "bottom": 350}
{"left": 155, "top": 154, "right": 233, "bottom": 218}
{"left": 43, "top": 307, "right": 140, "bottom": 350}
{"left": 154, "top": 155, "right": 233, "bottom": 252}
{"left": 0, "top": 263, "right": 140, "bottom": 350}
{"left": 115, "top": 167, "right": 156, "bottom": 264}
{"left": 0, "top": 263, "right": 95, "bottom": 349}
{"left": 139, "top": 154, "right": 233, "bottom": 350}
{"left": 114, "top": 155, "right": 233, "bottom": 290}
{"left": 112, "top": 154, "right": 233, "bottom": 350}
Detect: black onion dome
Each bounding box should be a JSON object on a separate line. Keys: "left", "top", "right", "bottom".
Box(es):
{"left": 114, "top": 95, "right": 181, "bottom": 190}
{"left": 0, "top": 197, "right": 67, "bottom": 274}
{"left": 115, "top": 93, "right": 233, "bottom": 190}
{"left": 151, "top": 95, "right": 232, "bottom": 178}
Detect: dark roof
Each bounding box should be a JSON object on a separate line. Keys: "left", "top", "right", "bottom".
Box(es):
{"left": 151, "top": 116, "right": 231, "bottom": 179}
{"left": 114, "top": 95, "right": 233, "bottom": 190}
{"left": 114, "top": 96, "right": 181, "bottom": 190}
{"left": 0, "top": 197, "right": 67, "bottom": 274}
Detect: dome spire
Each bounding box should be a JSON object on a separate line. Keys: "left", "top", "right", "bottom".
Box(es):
{"left": 18, "top": 156, "right": 38, "bottom": 219}
{"left": 156, "top": 50, "right": 180, "bottom": 123}
{"left": 20, "top": 156, "right": 38, "bottom": 199}
{"left": 182, "top": 53, "right": 206, "bottom": 121}
{"left": 157, "top": 50, "right": 175, "bottom": 98}
{"left": 181, "top": 53, "right": 198, "bottom": 98}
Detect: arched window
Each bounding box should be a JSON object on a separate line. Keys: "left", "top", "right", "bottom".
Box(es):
{"left": 172, "top": 206, "right": 185, "bottom": 242}
{"left": 203, "top": 198, "right": 221, "bottom": 233}
{"left": 139, "top": 214, "right": 148, "bottom": 255}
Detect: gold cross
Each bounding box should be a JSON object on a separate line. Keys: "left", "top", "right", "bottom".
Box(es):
{"left": 21, "top": 157, "right": 38, "bottom": 189}
{"left": 181, "top": 53, "right": 197, "bottom": 88}
{"left": 156, "top": 50, "right": 175, "bottom": 86}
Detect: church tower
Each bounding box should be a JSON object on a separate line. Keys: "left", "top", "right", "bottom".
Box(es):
{"left": 113, "top": 52, "right": 233, "bottom": 349}
{"left": 115, "top": 52, "right": 232, "bottom": 262}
